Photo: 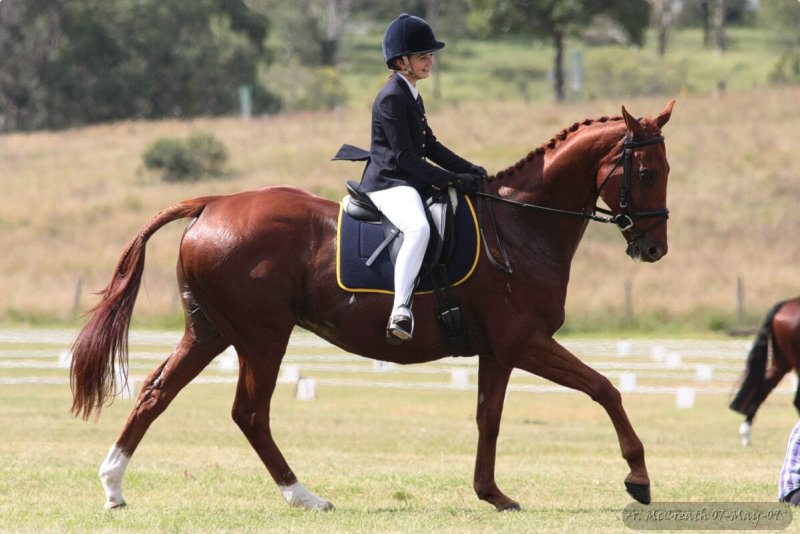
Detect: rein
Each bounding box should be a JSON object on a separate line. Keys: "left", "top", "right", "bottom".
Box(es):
{"left": 474, "top": 132, "right": 667, "bottom": 273}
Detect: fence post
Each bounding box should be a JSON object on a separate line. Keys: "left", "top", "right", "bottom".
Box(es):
{"left": 624, "top": 278, "right": 633, "bottom": 323}
{"left": 736, "top": 276, "right": 744, "bottom": 323}
{"left": 72, "top": 276, "right": 83, "bottom": 318}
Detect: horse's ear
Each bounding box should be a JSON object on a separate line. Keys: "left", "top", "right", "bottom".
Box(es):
{"left": 654, "top": 100, "right": 676, "bottom": 128}
{"left": 621, "top": 105, "right": 647, "bottom": 139}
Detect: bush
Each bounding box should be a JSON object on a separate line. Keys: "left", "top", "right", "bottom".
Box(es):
{"left": 143, "top": 132, "right": 228, "bottom": 182}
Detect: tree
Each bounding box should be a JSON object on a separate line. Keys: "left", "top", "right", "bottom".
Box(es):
{"left": 0, "top": 0, "right": 67, "bottom": 131}
{"left": 469, "top": 0, "right": 651, "bottom": 101}
{"left": 759, "top": 0, "right": 800, "bottom": 83}
{"left": 251, "top": 0, "right": 354, "bottom": 66}
{"left": 0, "top": 0, "right": 278, "bottom": 132}
{"left": 713, "top": 0, "right": 726, "bottom": 54}
{"left": 651, "top": 0, "right": 677, "bottom": 57}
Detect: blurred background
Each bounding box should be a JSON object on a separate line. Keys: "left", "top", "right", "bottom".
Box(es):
{"left": 1, "top": 0, "right": 799, "bottom": 333}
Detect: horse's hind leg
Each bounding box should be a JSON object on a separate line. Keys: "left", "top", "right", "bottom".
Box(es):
{"left": 508, "top": 336, "right": 651, "bottom": 505}
{"left": 231, "top": 330, "right": 334, "bottom": 511}
{"left": 473, "top": 355, "right": 520, "bottom": 511}
{"left": 99, "top": 322, "right": 228, "bottom": 509}
{"left": 738, "top": 365, "right": 789, "bottom": 447}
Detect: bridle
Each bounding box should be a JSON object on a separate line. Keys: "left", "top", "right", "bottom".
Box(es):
{"left": 473, "top": 130, "right": 668, "bottom": 274}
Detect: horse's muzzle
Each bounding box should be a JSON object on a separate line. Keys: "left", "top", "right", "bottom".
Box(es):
{"left": 626, "top": 239, "right": 667, "bottom": 263}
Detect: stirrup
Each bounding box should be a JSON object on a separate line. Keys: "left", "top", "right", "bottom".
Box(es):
{"left": 385, "top": 308, "right": 414, "bottom": 345}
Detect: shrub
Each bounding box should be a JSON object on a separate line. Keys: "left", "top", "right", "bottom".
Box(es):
{"left": 143, "top": 132, "right": 228, "bottom": 182}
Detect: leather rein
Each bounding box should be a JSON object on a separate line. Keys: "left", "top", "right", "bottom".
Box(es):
{"left": 473, "top": 132, "right": 668, "bottom": 274}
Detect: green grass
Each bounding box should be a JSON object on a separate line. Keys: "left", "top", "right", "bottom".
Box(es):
{"left": 0, "top": 380, "right": 795, "bottom": 533}
{"left": 2, "top": 329, "right": 797, "bottom": 531}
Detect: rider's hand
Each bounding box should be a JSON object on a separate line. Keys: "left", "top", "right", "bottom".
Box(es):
{"left": 451, "top": 173, "right": 481, "bottom": 195}
{"left": 469, "top": 165, "right": 488, "bottom": 179}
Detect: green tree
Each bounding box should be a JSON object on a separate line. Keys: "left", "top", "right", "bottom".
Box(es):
{"left": 0, "top": 0, "right": 66, "bottom": 131}
{"left": 0, "top": 0, "right": 278, "bottom": 132}
{"left": 759, "top": 0, "right": 800, "bottom": 83}
{"left": 253, "top": 0, "right": 355, "bottom": 66}
{"left": 469, "top": 0, "right": 651, "bottom": 101}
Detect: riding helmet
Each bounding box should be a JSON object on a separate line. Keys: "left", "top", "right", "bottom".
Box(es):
{"left": 382, "top": 13, "right": 445, "bottom": 66}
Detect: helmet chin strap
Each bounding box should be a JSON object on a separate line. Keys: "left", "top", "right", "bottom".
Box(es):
{"left": 401, "top": 56, "right": 418, "bottom": 80}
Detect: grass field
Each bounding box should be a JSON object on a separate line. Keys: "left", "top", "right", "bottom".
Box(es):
{"left": 1, "top": 328, "right": 797, "bottom": 532}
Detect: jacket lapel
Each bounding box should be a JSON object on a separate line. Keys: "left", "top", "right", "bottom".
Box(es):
{"left": 393, "top": 73, "right": 425, "bottom": 117}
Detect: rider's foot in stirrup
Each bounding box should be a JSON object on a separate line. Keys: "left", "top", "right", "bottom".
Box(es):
{"left": 386, "top": 306, "right": 413, "bottom": 345}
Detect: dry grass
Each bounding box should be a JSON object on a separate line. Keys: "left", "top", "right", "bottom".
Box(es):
{"left": 2, "top": 88, "right": 799, "bottom": 328}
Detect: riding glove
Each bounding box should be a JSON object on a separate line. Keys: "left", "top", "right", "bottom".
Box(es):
{"left": 469, "top": 165, "right": 488, "bottom": 179}
{"left": 451, "top": 173, "right": 482, "bottom": 195}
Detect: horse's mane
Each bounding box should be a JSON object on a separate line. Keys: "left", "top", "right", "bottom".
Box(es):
{"left": 491, "top": 114, "right": 662, "bottom": 181}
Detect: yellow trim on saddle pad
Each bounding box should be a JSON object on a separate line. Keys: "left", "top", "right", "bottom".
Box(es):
{"left": 335, "top": 196, "right": 481, "bottom": 295}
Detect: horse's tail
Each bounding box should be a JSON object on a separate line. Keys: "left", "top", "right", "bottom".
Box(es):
{"left": 70, "top": 197, "right": 212, "bottom": 420}
{"left": 729, "top": 300, "right": 786, "bottom": 417}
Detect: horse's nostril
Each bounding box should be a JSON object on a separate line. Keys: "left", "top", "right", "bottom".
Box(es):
{"left": 647, "top": 246, "right": 663, "bottom": 260}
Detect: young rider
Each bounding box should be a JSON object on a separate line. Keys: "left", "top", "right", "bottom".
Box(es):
{"left": 359, "top": 13, "right": 487, "bottom": 345}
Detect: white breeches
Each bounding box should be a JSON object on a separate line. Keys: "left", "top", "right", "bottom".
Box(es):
{"left": 367, "top": 186, "right": 430, "bottom": 313}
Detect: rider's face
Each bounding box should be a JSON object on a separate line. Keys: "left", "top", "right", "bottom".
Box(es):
{"left": 407, "top": 52, "right": 434, "bottom": 81}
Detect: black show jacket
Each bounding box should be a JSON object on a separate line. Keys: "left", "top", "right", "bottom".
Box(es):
{"left": 359, "top": 73, "right": 474, "bottom": 194}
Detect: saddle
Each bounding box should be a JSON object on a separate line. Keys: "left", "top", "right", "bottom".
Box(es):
{"left": 343, "top": 180, "right": 454, "bottom": 273}
{"left": 334, "top": 144, "right": 475, "bottom": 355}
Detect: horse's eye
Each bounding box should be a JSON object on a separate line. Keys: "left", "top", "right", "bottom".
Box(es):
{"left": 639, "top": 169, "right": 653, "bottom": 183}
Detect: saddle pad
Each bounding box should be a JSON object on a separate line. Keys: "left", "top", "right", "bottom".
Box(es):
{"left": 336, "top": 195, "right": 480, "bottom": 294}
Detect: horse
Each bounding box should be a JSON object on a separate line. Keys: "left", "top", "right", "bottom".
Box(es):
{"left": 70, "top": 101, "right": 675, "bottom": 511}
{"left": 730, "top": 297, "right": 800, "bottom": 446}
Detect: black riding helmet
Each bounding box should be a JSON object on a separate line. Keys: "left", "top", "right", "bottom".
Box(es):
{"left": 382, "top": 13, "right": 445, "bottom": 67}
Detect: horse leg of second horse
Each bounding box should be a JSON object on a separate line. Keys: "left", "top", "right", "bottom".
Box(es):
{"left": 741, "top": 365, "right": 790, "bottom": 447}
{"left": 513, "top": 335, "right": 651, "bottom": 504}
{"left": 99, "top": 328, "right": 227, "bottom": 509}
{"left": 473, "top": 355, "right": 520, "bottom": 511}
{"left": 231, "top": 339, "right": 334, "bottom": 511}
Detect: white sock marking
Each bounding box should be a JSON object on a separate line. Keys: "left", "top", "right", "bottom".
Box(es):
{"left": 280, "top": 481, "right": 333, "bottom": 510}
{"left": 99, "top": 445, "right": 130, "bottom": 509}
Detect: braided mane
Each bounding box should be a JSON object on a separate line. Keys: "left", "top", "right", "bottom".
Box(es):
{"left": 491, "top": 114, "right": 662, "bottom": 181}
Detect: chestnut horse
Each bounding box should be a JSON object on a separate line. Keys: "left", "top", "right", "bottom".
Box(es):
{"left": 70, "top": 101, "right": 675, "bottom": 511}
{"left": 731, "top": 297, "right": 800, "bottom": 446}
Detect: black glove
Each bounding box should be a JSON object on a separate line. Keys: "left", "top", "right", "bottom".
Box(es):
{"left": 469, "top": 165, "right": 488, "bottom": 179}
{"left": 451, "top": 173, "right": 481, "bottom": 195}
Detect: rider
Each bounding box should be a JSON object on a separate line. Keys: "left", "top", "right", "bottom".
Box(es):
{"left": 360, "top": 13, "right": 486, "bottom": 344}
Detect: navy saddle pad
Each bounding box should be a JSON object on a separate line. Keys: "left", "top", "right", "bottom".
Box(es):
{"left": 336, "top": 195, "right": 480, "bottom": 294}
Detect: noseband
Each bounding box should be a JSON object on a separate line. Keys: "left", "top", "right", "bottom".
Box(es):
{"left": 473, "top": 130, "right": 668, "bottom": 273}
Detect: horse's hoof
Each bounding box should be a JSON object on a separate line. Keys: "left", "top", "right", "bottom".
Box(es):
{"left": 104, "top": 500, "right": 127, "bottom": 510}
{"left": 625, "top": 481, "right": 651, "bottom": 505}
{"left": 497, "top": 502, "right": 522, "bottom": 512}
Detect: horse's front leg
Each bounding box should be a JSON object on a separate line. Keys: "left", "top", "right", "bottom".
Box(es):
{"left": 508, "top": 335, "right": 651, "bottom": 505}
{"left": 473, "top": 355, "right": 519, "bottom": 511}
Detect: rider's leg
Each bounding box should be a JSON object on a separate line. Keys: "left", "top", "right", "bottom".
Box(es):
{"left": 366, "top": 185, "right": 429, "bottom": 333}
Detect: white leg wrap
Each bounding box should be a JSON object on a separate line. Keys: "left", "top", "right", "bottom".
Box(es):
{"left": 280, "top": 481, "right": 334, "bottom": 510}
{"left": 99, "top": 445, "right": 130, "bottom": 509}
{"left": 739, "top": 421, "right": 752, "bottom": 447}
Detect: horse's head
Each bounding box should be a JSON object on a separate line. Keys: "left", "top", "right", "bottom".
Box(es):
{"left": 597, "top": 101, "right": 675, "bottom": 263}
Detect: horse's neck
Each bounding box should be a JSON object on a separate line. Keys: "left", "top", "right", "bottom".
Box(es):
{"left": 536, "top": 122, "right": 622, "bottom": 207}
{"left": 493, "top": 122, "right": 624, "bottom": 266}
